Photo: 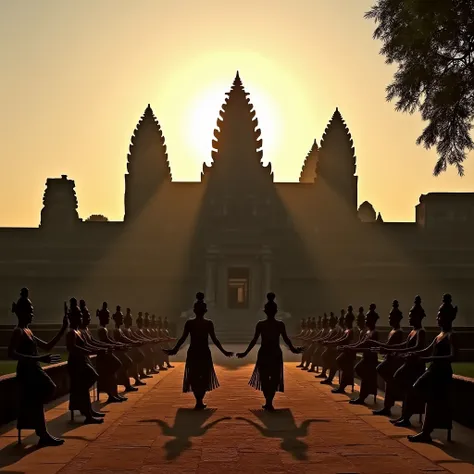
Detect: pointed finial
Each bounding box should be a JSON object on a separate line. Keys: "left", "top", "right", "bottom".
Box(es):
{"left": 233, "top": 71, "right": 242, "bottom": 86}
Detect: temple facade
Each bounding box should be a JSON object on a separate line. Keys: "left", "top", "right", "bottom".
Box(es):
{"left": 1, "top": 72, "right": 474, "bottom": 331}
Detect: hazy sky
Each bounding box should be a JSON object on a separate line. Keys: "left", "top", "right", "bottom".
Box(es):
{"left": 1, "top": 0, "right": 473, "bottom": 227}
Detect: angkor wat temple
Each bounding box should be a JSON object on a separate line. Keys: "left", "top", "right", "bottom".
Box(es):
{"left": 1, "top": 72, "right": 474, "bottom": 331}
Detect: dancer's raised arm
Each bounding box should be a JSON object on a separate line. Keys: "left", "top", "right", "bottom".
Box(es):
{"left": 34, "top": 311, "right": 68, "bottom": 352}
{"left": 237, "top": 322, "right": 261, "bottom": 358}
{"left": 209, "top": 322, "right": 233, "bottom": 357}
{"left": 164, "top": 320, "right": 190, "bottom": 356}
{"left": 8, "top": 328, "right": 60, "bottom": 363}
{"left": 280, "top": 322, "right": 303, "bottom": 354}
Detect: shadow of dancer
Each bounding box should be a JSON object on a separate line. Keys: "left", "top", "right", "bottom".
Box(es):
{"left": 236, "top": 408, "right": 328, "bottom": 460}
{"left": 140, "top": 408, "right": 231, "bottom": 460}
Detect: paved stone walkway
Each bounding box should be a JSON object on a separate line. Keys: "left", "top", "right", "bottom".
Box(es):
{"left": 0, "top": 361, "right": 473, "bottom": 474}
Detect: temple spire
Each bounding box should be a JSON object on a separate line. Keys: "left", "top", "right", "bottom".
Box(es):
{"left": 317, "top": 108, "right": 356, "bottom": 177}
{"left": 299, "top": 139, "right": 319, "bottom": 183}
{"left": 316, "top": 107, "right": 358, "bottom": 212}
{"left": 124, "top": 105, "right": 172, "bottom": 221}
{"left": 202, "top": 72, "right": 272, "bottom": 182}
{"left": 126, "top": 105, "right": 171, "bottom": 180}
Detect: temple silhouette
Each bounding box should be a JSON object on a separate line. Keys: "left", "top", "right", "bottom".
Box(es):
{"left": 1, "top": 72, "right": 473, "bottom": 332}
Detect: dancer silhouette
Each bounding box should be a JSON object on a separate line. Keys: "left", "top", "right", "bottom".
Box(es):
{"left": 237, "top": 293, "right": 303, "bottom": 411}
{"left": 8, "top": 288, "right": 67, "bottom": 446}
{"left": 163, "top": 292, "right": 233, "bottom": 409}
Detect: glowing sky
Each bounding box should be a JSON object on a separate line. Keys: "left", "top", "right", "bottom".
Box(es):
{"left": 0, "top": 0, "right": 473, "bottom": 227}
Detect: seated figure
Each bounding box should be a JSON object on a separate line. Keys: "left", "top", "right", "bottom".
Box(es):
{"left": 124, "top": 308, "right": 151, "bottom": 380}
{"left": 112, "top": 306, "right": 146, "bottom": 387}
{"left": 295, "top": 319, "right": 310, "bottom": 367}
{"left": 320, "top": 310, "right": 354, "bottom": 388}
{"left": 354, "top": 307, "right": 366, "bottom": 342}
{"left": 301, "top": 316, "right": 324, "bottom": 370}
{"left": 375, "top": 296, "right": 427, "bottom": 427}
{"left": 8, "top": 288, "right": 67, "bottom": 446}
{"left": 344, "top": 304, "right": 380, "bottom": 405}
{"left": 372, "top": 300, "right": 404, "bottom": 416}
{"left": 66, "top": 298, "right": 104, "bottom": 424}
{"left": 134, "top": 312, "right": 159, "bottom": 374}
{"left": 79, "top": 299, "right": 123, "bottom": 403}
{"left": 308, "top": 314, "right": 330, "bottom": 372}
{"left": 330, "top": 306, "right": 357, "bottom": 393}
{"left": 315, "top": 313, "right": 340, "bottom": 379}
{"left": 407, "top": 294, "right": 457, "bottom": 444}
{"left": 97, "top": 302, "right": 135, "bottom": 397}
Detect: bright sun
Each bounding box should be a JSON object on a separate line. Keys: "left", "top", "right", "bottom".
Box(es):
{"left": 186, "top": 77, "right": 281, "bottom": 167}
{"left": 157, "top": 51, "right": 309, "bottom": 181}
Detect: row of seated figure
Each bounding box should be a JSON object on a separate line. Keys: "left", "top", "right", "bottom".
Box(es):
{"left": 8, "top": 288, "right": 175, "bottom": 447}
{"left": 294, "top": 294, "right": 457, "bottom": 444}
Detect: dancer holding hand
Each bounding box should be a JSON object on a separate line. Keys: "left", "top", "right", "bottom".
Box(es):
{"left": 164, "top": 292, "right": 233, "bottom": 410}
{"left": 237, "top": 293, "right": 303, "bottom": 411}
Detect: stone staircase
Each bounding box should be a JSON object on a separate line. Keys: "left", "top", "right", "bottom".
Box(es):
{"left": 210, "top": 310, "right": 260, "bottom": 343}
{"left": 213, "top": 326, "right": 256, "bottom": 343}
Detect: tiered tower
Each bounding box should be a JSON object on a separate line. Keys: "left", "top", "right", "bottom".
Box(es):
{"left": 124, "top": 105, "right": 172, "bottom": 222}
{"left": 315, "top": 108, "right": 358, "bottom": 216}
{"left": 299, "top": 139, "right": 319, "bottom": 183}
{"left": 40, "top": 175, "right": 80, "bottom": 229}
{"left": 202, "top": 72, "right": 273, "bottom": 188}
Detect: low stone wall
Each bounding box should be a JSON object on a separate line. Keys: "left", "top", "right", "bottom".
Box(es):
{"left": 372, "top": 373, "right": 474, "bottom": 429}
{"left": 0, "top": 360, "right": 71, "bottom": 426}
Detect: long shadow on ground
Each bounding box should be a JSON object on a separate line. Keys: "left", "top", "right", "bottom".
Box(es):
{"left": 237, "top": 408, "right": 329, "bottom": 460}
{"left": 0, "top": 407, "right": 107, "bottom": 471}
{"left": 140, "top": 408, "right": 231, "bottom": 460}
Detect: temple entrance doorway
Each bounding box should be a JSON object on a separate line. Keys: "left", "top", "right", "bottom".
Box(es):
{"left": 227, "top": 267, "right": 250, "bottom": 309}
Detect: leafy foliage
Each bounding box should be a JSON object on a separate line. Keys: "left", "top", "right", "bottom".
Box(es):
{"left": 358, "top": 201, "right": 377, "bottom": 222}
{"left": 366, "top": 0, "right": 474, "bottom": 175}
{"left": 85, "top": 214, "right": 108, "bottom": 222}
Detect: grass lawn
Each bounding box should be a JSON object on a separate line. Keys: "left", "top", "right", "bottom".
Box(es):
{"left": 0, "top": 353, "right": 68, "bottom": 376}
{"left": 452, "top": 362, "right": 474, "bottom": 379}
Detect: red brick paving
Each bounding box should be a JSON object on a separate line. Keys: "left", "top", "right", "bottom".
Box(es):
{"left": 0, "top": 362, "right": 473, "bottom": 474}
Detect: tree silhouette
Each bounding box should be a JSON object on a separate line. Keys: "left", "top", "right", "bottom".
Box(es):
{"left": 85, "top": 214, "right": 108, "bottom": 222}
{"left": 365, "top": 0, "right": 474, "bottom": 176}
{"left": 358, "top": 201, "right": 377, "bottom": 222}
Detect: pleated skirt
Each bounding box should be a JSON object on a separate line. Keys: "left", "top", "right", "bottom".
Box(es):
{"left": 183, "top": 346, "right": 219, "bottom": 393}
{"left": 249, "top": 347, "right": 284, "bottom": 393}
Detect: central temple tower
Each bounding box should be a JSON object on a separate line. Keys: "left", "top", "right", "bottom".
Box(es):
{"left": 201, "top": 72, "right": 273, "bottom": 189}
